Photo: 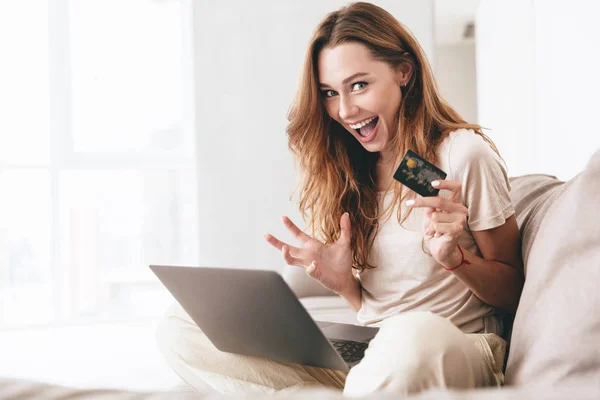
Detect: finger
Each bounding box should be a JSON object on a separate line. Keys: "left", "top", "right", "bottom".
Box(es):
{"left": 429, "top": 221, "right": 464, "bottom": 236}
{"left": 422, "top": 206, "right": 435, "bottom": 234}
{"left": 431, "top": 180, "right": 463, "bottom": 203}
{"left": 423, "top": 206, "right": 435, "bottom": 219}
{"left": 406, "top": 196, "right": 467, "bottom": 214}
{"left": 424, "top": 225, "right": 444, "bottom": 239}
{"left": 306, "top": 260, "right": 319, "bottom": 278}
{"left": 282, "top": 245, "right": 305, "bottom": 267}
{"left": 339, "top": 212, "right": 352, "bottom": 245}
{"left": 264, "top": 233, "right": 302, "bottom": 254}
{"left": 430, "top": 211, "right": 458, "bottom": 224}
{"left": 306, "top": 260, "right": 326, "bottom": 284}
{"left": 282, "top": 216, "right": 312, "bottom": 244}
{"left": 424, "top": 227, "right": 435, "bottom": 238}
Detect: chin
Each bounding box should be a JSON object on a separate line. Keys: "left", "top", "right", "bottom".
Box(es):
{"left": 357, "top": 135, "right": 388, "bottom": 153}
{"left": 354, "top": 123, "right": 390, "bottom": 154}
{"left": 359, "top": 142, "right": 383, "bottom": 153}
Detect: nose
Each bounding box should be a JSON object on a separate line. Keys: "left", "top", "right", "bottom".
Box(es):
{"left": 338, "top": 95, "right": 359, "bottom": 121}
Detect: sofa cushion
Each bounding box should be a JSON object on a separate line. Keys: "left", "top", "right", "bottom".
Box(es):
{"left": 300, "top": 296, "right": 358, "bottom": 325}
{"left": 282, "top": 265, "right": 336, "bottom": 298}
{"left": 508, "top": 174, "right": 566, "bottom": 272}
{"left": 3, "top": 378, "right": 600, "bottom": 400}
{"left": 505, "top": 149, "right": 600, "bottom": 386}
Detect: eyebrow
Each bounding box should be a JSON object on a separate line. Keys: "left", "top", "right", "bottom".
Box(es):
{"left": 319, "top": 72, "right": 370, "bottom": 88}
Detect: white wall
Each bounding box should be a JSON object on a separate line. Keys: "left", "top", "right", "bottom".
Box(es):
{"left": 192, "top": 1, "right": 434, "bottom": 270}
{"left": 477, "top": 0, "right": 600, "bottom": 180}
{"left": 435, "top": 41, "right": 478, "bottom": 124}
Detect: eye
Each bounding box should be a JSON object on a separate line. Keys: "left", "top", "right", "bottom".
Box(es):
{"left": 351, "top": 81, "right": 367, "bottom": 91}
{"left": 322, "top": 89, "right": 338, "bottom": 98}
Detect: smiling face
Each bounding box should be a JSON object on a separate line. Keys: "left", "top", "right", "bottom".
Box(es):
{"left": 318, "top": 42, "right": 409, "bottom": 161}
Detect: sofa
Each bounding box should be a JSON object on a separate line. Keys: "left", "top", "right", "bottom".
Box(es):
{"left": 1, "top": 149, "right": 599, "bottom": 398}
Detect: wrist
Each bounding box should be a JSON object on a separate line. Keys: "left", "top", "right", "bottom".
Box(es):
{"left": 337, "top": 272, "right": 360, "bottom": 296}
{"left": 337, "top": 272, "right": 362, "bottom": 311}
{"left": 442, "top": 245, "right": 470, "bottom": 271}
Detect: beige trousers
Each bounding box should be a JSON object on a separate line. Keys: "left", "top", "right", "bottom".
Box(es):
{"left": 156, "top": 303, "right": 506, "bottom": 397}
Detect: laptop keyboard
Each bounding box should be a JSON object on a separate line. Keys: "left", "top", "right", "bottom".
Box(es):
{"left": 330, "top": 339, "right": 369, "bottom": 364}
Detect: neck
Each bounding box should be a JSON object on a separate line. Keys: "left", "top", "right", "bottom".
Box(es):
{"left": 378, "top": 148, "right": 398, "bottom": 166}
{"left": 375, "top": 150, "right": 398, "bottom": 191}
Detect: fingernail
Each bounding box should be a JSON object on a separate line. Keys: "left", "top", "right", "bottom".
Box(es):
{"left": 431, "top": 181, "right": 440, "bottom": 187}
{"left": 405, "top": 200, "right": 415, "bottom": 206}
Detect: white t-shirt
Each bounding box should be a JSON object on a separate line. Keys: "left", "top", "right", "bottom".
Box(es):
{"left": 357, "top": 129, "right": 515, "bottom": 334}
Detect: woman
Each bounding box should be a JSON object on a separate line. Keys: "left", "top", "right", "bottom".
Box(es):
{"left": 157, "top": 2, "right": 524, "bottom": 396}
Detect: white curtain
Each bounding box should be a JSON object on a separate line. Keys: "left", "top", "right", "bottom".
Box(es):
{"left": 0, "top": 0, "right": 198, "bottom": 327}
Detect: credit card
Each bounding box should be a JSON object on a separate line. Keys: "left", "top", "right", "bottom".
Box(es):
{"left": 393, "top": 149, "right": 447, "bottom": 197}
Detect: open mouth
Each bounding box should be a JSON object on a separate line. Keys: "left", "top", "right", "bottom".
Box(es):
{"left": 355, "top": 116, "right": 379, "bottom": 138}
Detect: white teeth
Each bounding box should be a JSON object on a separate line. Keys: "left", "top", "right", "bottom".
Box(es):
{"left": 349, "top": 116, "right": 376, "bottom": 129}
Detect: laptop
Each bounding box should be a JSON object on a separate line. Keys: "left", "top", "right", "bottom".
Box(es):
{"left": 150, "top": 265, "right": 379, "bottom": 372}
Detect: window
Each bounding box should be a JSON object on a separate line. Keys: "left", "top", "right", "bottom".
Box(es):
{"left": 0, "top": 0, "right": 198, "bottom": 327}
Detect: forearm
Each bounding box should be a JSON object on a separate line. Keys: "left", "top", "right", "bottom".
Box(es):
{"left": 338, "top": 275, "right": 362, "bottom": 312}
{"left": 443, "top": 247, "right": 524, "bottom": 312}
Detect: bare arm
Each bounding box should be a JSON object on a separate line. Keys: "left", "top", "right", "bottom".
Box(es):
{"left": 442, "top": 215, "right": 524, "bottom": 312}
{"left": 408, "top": 180, "right": 525, "bottom": 313}
{"left": 338, "top": 273, "right": 362, "bottom": 311}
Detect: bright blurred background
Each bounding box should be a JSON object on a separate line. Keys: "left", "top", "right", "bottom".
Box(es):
{"left": 0, "top": 0, "right": 197, "bottom": 390}
{"left": 0, "top": 0, "right": 598, "bottom": 392}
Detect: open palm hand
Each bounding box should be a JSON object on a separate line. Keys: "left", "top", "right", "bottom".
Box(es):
{"left": 265, "top": 213, "right": 355, "bottom": 294}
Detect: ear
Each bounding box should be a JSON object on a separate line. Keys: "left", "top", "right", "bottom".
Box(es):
{"left": 395, "top": 62, "right": 413, "bottom": 87}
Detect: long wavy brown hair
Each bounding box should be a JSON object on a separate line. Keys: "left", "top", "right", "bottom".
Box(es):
{"left": 286, "top": 2, "right": 506, "bottom": 272}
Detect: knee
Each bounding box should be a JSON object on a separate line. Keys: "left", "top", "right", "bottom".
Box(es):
{"left": 376, "top": 311, "right": 475, "bottom": 370}
{"left": 345, "top": 312, "right": 484, "bottom": 396}
{"left": 371, "top": 312, "right": 469, "bottom": 355}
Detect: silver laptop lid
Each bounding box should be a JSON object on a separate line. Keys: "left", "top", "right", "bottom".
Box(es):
{"left": 150, "top": 265, "right": 349, "bottom": 371}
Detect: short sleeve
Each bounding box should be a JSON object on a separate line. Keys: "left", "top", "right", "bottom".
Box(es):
{"left": 446, "top": 130, "right": 515, "bottom": 231}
